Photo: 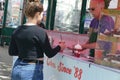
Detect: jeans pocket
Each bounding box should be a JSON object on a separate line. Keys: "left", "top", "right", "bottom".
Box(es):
{"left": 21, "top": 64, "right": 43, "bottom": 80}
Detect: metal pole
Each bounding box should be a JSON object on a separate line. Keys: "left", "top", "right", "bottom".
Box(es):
{"left": 46, "top": 0, "right": 57, "bottom": 30}
{"left": 79, "top": 0, "right": 87, "bottom": 34}
{"left": 21, "top": 0, "right": 27, "bottom": 25}
{"left": 46, "top": 0, "right": 51, "bottom": 29}
{"left": 50, "top": 0, "right": 56, "bottom": 30}
{"left": 2, "top": 0, "right": 8, "bottom": 28}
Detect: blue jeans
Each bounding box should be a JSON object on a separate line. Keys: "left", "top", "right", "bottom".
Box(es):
{"left": 11, "top": 58, "right": 43, "bottom": 80}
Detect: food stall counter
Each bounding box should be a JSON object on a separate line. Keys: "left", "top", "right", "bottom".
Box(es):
{"left": 43, "top": 30, "right": 120, "bottom": 80}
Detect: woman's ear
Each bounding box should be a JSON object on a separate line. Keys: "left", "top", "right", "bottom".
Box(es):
{"left": 40, "top": 12, "right": 43, "bottom": 19}
{"left": 35, "top": 12, "right": 40, "bottom": 18}
{"left": 36, "top": 12, "right": 43, "bottom": 23}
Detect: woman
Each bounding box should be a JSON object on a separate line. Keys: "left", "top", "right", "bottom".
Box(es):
{"left": 9, "top": 1, "right": 65, "bottom": 80}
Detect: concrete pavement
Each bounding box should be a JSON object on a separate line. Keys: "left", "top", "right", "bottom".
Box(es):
{"left": 0, "top": 46, "right": 12, "bottom": 80}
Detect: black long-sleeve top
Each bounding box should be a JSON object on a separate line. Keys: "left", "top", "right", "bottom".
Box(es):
{"left": 8, "top": 25, "right": 61, "bottom": 59}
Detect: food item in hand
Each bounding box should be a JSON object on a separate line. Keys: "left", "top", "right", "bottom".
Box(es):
{"left": 74, "top": 44, "right": 82, "bottom": 50}
{"left": 59, "top": 41, "right": 65, "bottom": 52}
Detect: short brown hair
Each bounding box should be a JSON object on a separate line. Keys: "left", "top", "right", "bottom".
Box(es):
{"left": 24, "top": 1, "right": 43, "bottom": 18}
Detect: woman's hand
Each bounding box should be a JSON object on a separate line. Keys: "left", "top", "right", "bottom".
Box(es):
{"left": 58, "top": 41, "right": 66, "bottom": 52}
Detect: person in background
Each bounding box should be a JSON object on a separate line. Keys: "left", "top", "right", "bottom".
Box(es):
{"left": 8, "top": 1, "right": 65, "bottom": 80}
{"left": 81, "top": 0, "right": 114, "bottom": 57}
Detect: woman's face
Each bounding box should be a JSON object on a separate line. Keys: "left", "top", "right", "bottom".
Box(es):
{"left": 36, "top": 12, "right": 43, "bottom": 23}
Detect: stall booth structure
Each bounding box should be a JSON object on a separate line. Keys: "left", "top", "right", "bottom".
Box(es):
{"left": 5, "top": 0, "right": 120, "bottom": 80}
{"left": 43, "top": 0, "right": 120, "bottom": 80}
{"left": 43, "top": 30, "right": 120, "bottom": 80}
{"left": 0, "top": 0, "right": 23, "bottom": 46}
